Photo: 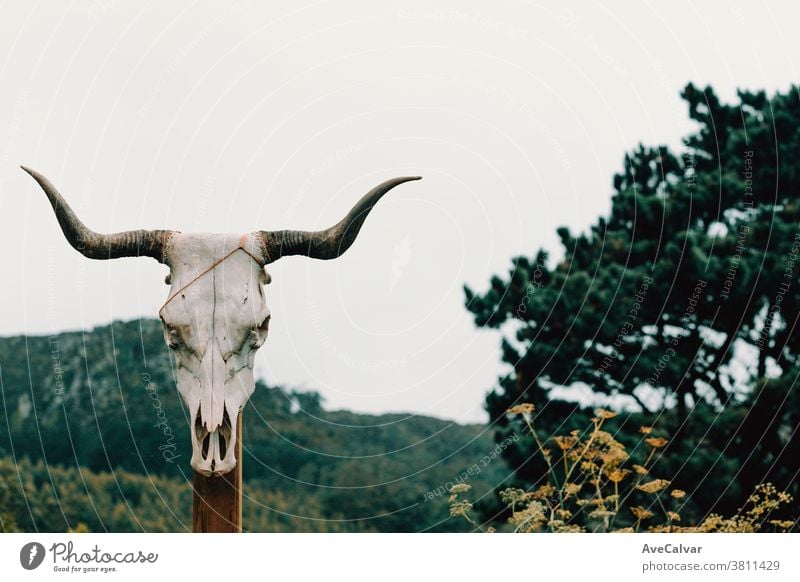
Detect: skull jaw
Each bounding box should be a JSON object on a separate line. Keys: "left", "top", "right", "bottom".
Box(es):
{"left": 178, "top": 362, "right": 256, "bottom": 477}
{"left": 191, "top": 439, "right": 237, "bottom": 476}
{"left": 193, "top": 456, "right": 236, "bottom": 477}
{"left": 190, "top": 412, "right": 238, "bottom": 477}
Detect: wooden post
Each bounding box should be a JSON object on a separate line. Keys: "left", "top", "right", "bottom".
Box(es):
{"left": 192, "top": 412, "right": 243, "bottom": 533}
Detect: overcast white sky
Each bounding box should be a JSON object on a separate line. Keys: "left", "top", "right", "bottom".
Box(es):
{"left": 0, "top": 0, "right": 797, "bottom": 423}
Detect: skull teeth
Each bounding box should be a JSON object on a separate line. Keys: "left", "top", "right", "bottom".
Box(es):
{"left": 196, "top": 406, "right": 232, "bottom": 466}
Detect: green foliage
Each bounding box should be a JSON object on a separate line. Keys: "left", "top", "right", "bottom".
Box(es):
{"left": 0, "top": 454, "right": 351, "bottom": 532}
{"left": 464, "top": 84, "right": 800, "bottom": 525}
{"left": 0, "top": 319, "right": 508, "bottom": 532}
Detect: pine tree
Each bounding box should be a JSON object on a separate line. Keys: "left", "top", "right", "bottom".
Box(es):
{"left": 466, "top": 84, "right": 800, "bottom": 456}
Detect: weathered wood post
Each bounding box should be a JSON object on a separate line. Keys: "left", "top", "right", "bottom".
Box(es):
{"left": 192, "top": 412, "right": 243, "bottom": 533}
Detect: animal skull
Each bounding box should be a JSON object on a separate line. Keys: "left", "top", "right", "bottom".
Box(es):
{"left": 23, "top": 167, "right": 420, "bottom": 476}
{"left": 159, "top": 232, "right": 270, "bottom": 475}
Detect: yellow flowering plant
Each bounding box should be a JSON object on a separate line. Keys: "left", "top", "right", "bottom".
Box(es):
{"left": 448, "top": 405, "right": 796, "bottom": 533}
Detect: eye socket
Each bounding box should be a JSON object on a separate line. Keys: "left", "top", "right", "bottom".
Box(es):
{"left": 164, "top": 324, "right": 180, "bottom": 349}
{"left": 250, "top": 315, "right": 271, "bottom": 346}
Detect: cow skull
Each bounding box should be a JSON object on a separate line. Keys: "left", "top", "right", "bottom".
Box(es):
{"left": 23, "top": 167, "right": 420, "bottom": 476}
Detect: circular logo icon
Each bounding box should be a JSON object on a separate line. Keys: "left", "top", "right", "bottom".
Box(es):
{"left": 19, "top": 542, "right": 46, "bottom": 570}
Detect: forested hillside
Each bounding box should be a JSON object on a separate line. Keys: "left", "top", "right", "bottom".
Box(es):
{"left": 0, "top": 319, "right": 508, "bottom": 532}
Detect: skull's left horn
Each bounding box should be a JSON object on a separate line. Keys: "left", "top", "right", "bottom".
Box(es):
{"left": 260, "top": 176, "right": 421, "bottom": 263}
{"left": 22, "top": 166, "right": 175, "bottom": 262}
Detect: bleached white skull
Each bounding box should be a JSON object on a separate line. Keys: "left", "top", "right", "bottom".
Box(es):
{"left": 23, "top": 167, "right": 420, "bottom": 476}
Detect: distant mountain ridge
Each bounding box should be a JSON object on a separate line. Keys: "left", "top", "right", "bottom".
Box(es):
{"left": 0, "top": 319, "right": 508, "bottom": 532}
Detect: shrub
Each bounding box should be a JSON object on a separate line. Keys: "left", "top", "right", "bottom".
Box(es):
{"left": 449, "top": 405, "right": 796, "bottom": 533}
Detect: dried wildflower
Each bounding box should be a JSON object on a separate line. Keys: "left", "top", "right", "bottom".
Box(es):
{"left": 631, "top": 506, "right": 653, "bottom": 521}
{"left": 553, "top": 435, "right": 579, "bottom": 450}
{"left": 508, "top": 403, "right": 535, "bottom": 415}
{"left": 699, "top": 514, "right": 723, "bottom": 531}
{"left": 500, "top": 488, "right": 528, "bottom": 505}
{"left": 481, "top": 414, "right": 797, "bottom": 535}
{"left": 509, "top": 501, "right": 547, "bottom": 532}
{"left": 595, "top": 408, "right": 618, "bottom": 420}
{"left": 449, "top": 500, "right": 473, "bottom": 518}
{"left": 450, "top": 483, "right": 471, "bottom": 495}
{"left": 531, "top": 483, "right": 556, "bottom": 500}
{"left": 637, "top": 479, "right": 670, "bottom": 494}
{"left": 608, "top": 469, "right": 631, "bottom": 483}
{"left": 614, "top": 527, "right": 635, "bottom": 533}
{"left": 645, "top": 437, "right": 669, "bottom": 448}
{"left": 589, "top": 508, "right": 615, "bottom": 519}
{"left": 593, "top": 430, "right": 618, "bottom": 445}
{"left": 600, "top": 447, "right": 629, "bottom": 468}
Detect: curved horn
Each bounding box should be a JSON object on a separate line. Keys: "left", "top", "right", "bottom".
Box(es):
{"left": 260, "top": 176, "right": 421, "bottom": 263}
{"left": 22, "top": 166, "right": 174, "bottom": 262}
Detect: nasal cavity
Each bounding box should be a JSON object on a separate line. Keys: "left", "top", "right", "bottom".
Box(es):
{"left": 219, "top": 408, "right": 232, "bottom": 459}
{"left": 195, "top": 409, "right": 210, "bottom": 460}
{"left": 196, "top": 405, "right": 233, "bottom": 462}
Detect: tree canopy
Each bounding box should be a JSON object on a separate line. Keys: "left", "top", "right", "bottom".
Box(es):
{"left": 465, "top": 84, "right": 800, "bottom": 521}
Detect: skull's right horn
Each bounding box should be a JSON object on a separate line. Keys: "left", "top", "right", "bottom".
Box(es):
{"left": 259, "top": 176, "right": 421, "bottom": 264}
